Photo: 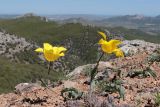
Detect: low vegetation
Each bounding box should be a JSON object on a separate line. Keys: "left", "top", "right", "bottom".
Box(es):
{"left": 155, "top": 93, "right": 160, "bottom": 106}
{"left": 0, "top": 56, "right": 65, "bottom": 93}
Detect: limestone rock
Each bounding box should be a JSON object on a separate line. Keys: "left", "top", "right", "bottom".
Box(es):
{"left": 67, "top": 61, "right": 113, "bottom": 79}
{"left": 15, "top": 83, "right": 41, "bottom": 94}
{"left": 121, "top": 40, "right": 160, "bottom": 56}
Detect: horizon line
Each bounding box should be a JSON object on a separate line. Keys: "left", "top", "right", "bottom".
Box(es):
{"left": 0, "top": 13, "right": 159, "bottom": 17}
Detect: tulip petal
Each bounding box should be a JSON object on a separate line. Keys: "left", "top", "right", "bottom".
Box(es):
{"left": 109, "top": 40, "right": 122, "bottom": 46}
{"left": 52, "top": 47, "right": 58, "bottom": 53}
{"left": 108, "top": 40, "right": 122, "bottom": 50}
{"left": 59, "top": 53, "right": 65, "bottom": 56}
{"left": 101, "top": 42, "right": 113, "bottom": 53}
{"left": 44, "top": 52, "right": 58, "bottom": 62}
{"left": 98, "top": 39, "right": 107, "bottom": 44}
{"left": 43, "top": 43, "right": 53, "bottom": 50}
{"left": 113, "top": 48, "right": 124, "bottom": 57}
{"left": 98, "top": 31, "right": 107, "bottom": 40}
{"left": 35, "top": 48, "right": 43, "bottom": 53}
{"left": 58, "top": 47, "right": 67, "bottom": 52}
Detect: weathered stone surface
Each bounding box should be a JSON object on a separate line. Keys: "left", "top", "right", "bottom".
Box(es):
{"left": 15, "top": 83, "right": 42, "bottom": 94}
{"left": 0, "top": 31, "right": 35, "bottom": 59}
{"left": 121, "top": 40, "right": 160, "bottom": 56}
{"left": 67, "top": 61, "right": 113, "bottom": 79}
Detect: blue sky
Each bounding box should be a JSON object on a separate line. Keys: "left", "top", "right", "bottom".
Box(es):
{"left": 0, "top": 0, "right": 160, "bottom": 16}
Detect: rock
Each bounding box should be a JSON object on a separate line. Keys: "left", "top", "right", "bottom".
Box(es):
{"left": 121, "top": 40, "right": 160, "bottom": 56}
{"left": 15, "top": 83, "right": 41, "bottom": 94}
{"left": 98, "top": 62, "right": 113, "bottom": 71}
{"left": 120, "top": 44, "right": 139, "bottom": 56}
{"left": 95, "top": 67, "right": 117, "bottom": 81}
{"left": 67, "top": 64, "right": 94, "bottom": 79}
{"left": 63, "top": 81, "right": 77, "bottom": 88}
{"left": 67, "top": 61, "right": 113, "bottom": 79}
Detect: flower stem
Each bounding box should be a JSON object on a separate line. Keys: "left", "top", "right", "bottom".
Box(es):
{"left": 48, "top": 61, "right": 52, "bottom": 75}
{"left": 89, "top": 52, "right": 104, "bottom": 97}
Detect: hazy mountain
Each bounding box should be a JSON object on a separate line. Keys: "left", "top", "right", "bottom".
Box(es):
{"left": 155, "top": 15, "right": 160, "bottom": 18}
{"left": 2, "top": 13, "right": 160, "bottom": 35}
{"left": 94, "top": 15, "right": 160, "bottom": 34}
{"left": 44, "top": 14, "right": 111, "bottom": 21}
{"left": 59, "top": 14, "right": 160, "bottom": 35}
{"left": 99, "top": 15, "right": 160, "bottom": 25}
{"left": 0, "top": 14, "right": 20, "bottom": 19}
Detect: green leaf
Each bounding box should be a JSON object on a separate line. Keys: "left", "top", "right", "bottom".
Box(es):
{"left": 118, "top": 85, "right": 125, "bottom": 101}
{"left": 61, "top": 87, "right": 83, "bottom": 101}
{"left": 146, "top": 68, "right": 157, "bottom": 78}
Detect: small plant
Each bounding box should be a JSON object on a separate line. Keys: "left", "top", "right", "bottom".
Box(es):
{"left": 104, "top": 81, "right": 125, "bottom": 100}
{"left": 147, "top": 49, "right": 160, "bottom": 63}
{"left": 98, "top": 78, "right": 125, "bottom": 100}
{"left": 89, "top": 31, "right": 124, "bottom": 98}
{"left": 155, "top": 93, "right": 160, "bottom": 106}
{"left": 61, "top": 87, "right": 83, "bottom": 101}
{"left": 127, "top": 67, "right": 157, "bottom": 78}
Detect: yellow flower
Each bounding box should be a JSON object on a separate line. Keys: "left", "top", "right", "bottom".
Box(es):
{"left": 35, "top": 43, "right": 67, "bottom": 62}
{"left": 98, "top": 32, "right": 124, "bottom": 57}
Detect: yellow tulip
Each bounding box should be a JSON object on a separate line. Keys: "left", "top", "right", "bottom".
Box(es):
{"left": 35, "top": 43, "right": 67, "bottom": 62}
{"left": 98, "top": 32, "right": 124, "bottom": 57}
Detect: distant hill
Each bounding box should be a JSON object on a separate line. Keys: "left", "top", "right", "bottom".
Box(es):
{"left": 156, "top": 15, "right": 160, "bottom": 18}
{"left": 60, "top": 15, "right": 160, "bottom": 35}
{"left": 0, "top": 14, "right": 19, "bottom": 19}
{"left": 95, "top": 15, "right": 160, "bottom": 34}
{"left": 99, "top": 15, "right": 160, "bottom": 26}
{"left": 45, "top": 14, "right": 110, "bottom": 21}
{"left": 2, "top": 14, "right": 160, "bottom": 35}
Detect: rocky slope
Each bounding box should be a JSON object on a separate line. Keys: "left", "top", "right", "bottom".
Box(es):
{"left": 0, "top": 31, "right": 35, "bottom": 61}
{"left": 0, "top": 40, "right": 159, "bottom": 107}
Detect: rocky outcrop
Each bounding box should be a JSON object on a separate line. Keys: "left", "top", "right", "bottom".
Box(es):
{"left": 121, "top": 40, "right": 160, "bottom": 56}
{"left": 0, "top": 31, "right": 35, "bottom": 60}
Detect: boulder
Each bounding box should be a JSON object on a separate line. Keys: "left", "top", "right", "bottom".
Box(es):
{"left": 15, "top": 83, "right": 41, "bottom": 94}
{"left": 67, "top": 61, "right": 113, "bottom": 79}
